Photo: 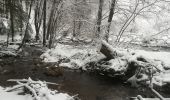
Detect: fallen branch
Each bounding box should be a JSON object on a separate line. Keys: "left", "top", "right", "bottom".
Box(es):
{"left": 5, "top": 84, "right": 25, "bottom": 92}
{"left": 6, "top": 78, "right": 61, "bottom": 100}
{"left": 7, "top": 79, "right": 60, "bottom": 86}
{"left": 17, "top": 81, "right": 39, "bottom": 100}
{"left": 150, "top": 88, "right": 165, "bottom": 100}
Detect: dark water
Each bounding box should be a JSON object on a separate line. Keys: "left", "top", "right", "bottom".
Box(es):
{"left": 0, "top": 58, "right": 152, "bottom": 100}
{"left": 53, "top": 70, "right": 170, "bottom": 100}
{"left": 0, "top": 46, "right": 170, "bottom": 100}
{"left": 48, "top": 70, "right": 149, "bottom": 100}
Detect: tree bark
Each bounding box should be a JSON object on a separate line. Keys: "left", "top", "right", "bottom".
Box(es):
{"left": 48, "top": 0, "right": 57, "bottom": 48}
{"left": 96, "top": 0, "right": 104, "bottom": 38}
{"left": 73, "top": 19, "right": 76, "bottom": 37}
{"left": 100, "top": 40, "right": 117, "bottom": 60}
{"left": 43, "top": 0, "right": 46, "bottom": 46}
{"left": 5, "top": 0, "right": 8, "bottom": 18}
{"left": 46, "top": 1, "right": 55, "bottom": 40}
{"left": 9, "top": 0, "right": 15, "bottom": 42}
{"left": 34, "top": 0, "right": 43, "bottom": 42}
{"left": 105, "top": 0, "right": 116, "bottom": 42}
{"left": 18, "top": 0, "right": 33, "bottom": 50}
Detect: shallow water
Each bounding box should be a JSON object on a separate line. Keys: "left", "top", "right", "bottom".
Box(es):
{"left": 0, "top": 59, "right": 151, "bottom": 100}
{"left": 0, "top": 46, "right": 169, "bottom": 100}
{"left": 39, "top": 70, "right": 154, "bottom": 100}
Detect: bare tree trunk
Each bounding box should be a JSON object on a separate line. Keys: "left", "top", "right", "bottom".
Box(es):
{"left": 7, "top": 29, "right": 10, "bottom": 47}
{"left": 46, "top": 0, "right": 63, "bottom": 48}
{"left": 48, "top": 0, "right": 56, "bottom": 48}
{"left": 6, "top": 0, "right": 9, "bottom": 46}
{"left": 72, "top": 19, "right": 76, "bottom": 38}
{"left": 18, "top": 0, "right": 33, "bottom": 50}
{"left": 2, "top": 0, "right": 5, "bottom": 17}
{"left": 9, "top": 0, "right": 15, "bottom": 42}
{"left": 49, "top": 32, "right": 54, "bottom": 49}
{"left": 78, "top": 19, "right": 81, "bottom": 36}
{"left": 46, "top": 16, "right": 52, "bottom": 40}
{"left": 96, "top": 0, "right": 104, "bottom": 38}
{"left": 34, "top": 0, "right": 43, "bottom": 42}
{"left": 43, "top": 0, "right": 46, "bottom": 46}
{"left": 46, "top": 2, "right": 55, "bottom": 40}
{"left": 35, "top": 26, "right": 40, "bottom": 41}
{"left": 5, "top": 0, "right": 9, "bottom": 19}
{"left": 105, "top": 0, "right": 116, "bottom": 42}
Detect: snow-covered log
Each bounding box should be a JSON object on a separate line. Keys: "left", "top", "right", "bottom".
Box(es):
{"left": 100, "top": 40, "right": 129, "bottom": 60}
{"left": 98, "top": 40, "right": 170, "bottom": 88}
{"left": 100, "top": 40, "right": 117, "bottom": 59}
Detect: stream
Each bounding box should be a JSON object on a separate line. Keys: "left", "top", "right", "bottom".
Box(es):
{"left": 0, "top": 46, "right": 169, "bottom": 100}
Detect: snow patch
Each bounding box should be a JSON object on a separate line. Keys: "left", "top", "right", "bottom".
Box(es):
{"left": 0, "top": 78, "right": 75, "bottom": 100}
{"left": 41, "top": 44, "right": 105, "bottom": 69}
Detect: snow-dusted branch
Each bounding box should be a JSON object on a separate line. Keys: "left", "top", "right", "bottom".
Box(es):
{"left": 5, "top": 78, "right": 63, "bottom": 100}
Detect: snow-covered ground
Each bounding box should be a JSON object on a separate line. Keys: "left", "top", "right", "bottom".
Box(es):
{"left": 0, "top": 44, "right": 19, "bottom": 57}
{"left": 40, "top": 44, "right": 105, "bottom": 69}
{"left": 0, "top": 50, "right": 17, "bottom": 57}
{"left": 127, "top": 49, "right": 170, "bottom": 86}
{"left": 130, "top": 50, "right": 170, "bottom": 69}
{"left": 0, "top": 78, "right": 75, "bottom": 100}
{"left": 41, "top": 43, "right": 170, "bottom": 69}
{"left": 0, "top": 87, "right": 72, "bottom": 100}
{"left": 41, "top": 43, "right": 170, "bottom": 87}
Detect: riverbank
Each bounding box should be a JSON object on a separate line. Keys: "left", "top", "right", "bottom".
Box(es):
{"left": 41, "top": 42, "right": 170, "bottom": 93}
{"left": 0, "top": 44, "right": 170, "bottom": 100}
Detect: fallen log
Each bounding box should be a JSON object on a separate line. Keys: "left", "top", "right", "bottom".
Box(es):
{"left": 100, "top": 40, "right": 118, "bottom": 60}
{"left": 98, "top": 40, "right": 170, "bottom": 90}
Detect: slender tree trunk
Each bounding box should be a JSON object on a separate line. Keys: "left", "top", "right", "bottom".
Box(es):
{"left": 18, "top": 0, "right": 33, "bottom": 50}
{"left": 47, "top": 0, "right": 56, "bottom": 48}
{"left": 9, "top": 0, "right": 15, "bottom": 42}
{"left": 7, "top": 29, "right": 10, "bottom": 47}
{"left": 6, "top": 0, "right": 9, "bottom": 46}
{"left": 105, "top": 0, "right": 116, "bottom": 42}
{"left": 49, "top": 32, "right": 54, "bottom": 49}
{"left": 96, "top": 0, "right": 104, "bottom": 38}
{"left": 73, "top": 19, "right": 76, "bottom": 37}
{"left": 43, "top": 0, "right": 46, "bottom": 46}
{"left": 34, "top": 0, "right": 43, "bottom": 42}
{"left": 78, "top": 19, "right": 81, "bottom": 35}
{"left": 46, "top": 17, "right": 51, "bottom": 40}
{"left": 35, "top": 27, "right": 40, "bottom": 41}
{"left": 46, "top": 8, "right": 54, "bottom": 40}
{"left": 5, "top": 0, "right": 9, "bottom": 19}
{"left": 2, "top": 0, "right": 5, "bottom": 16}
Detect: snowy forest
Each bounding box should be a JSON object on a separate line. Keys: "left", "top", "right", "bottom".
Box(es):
{"left": 0, "top": 0, "right": 170, "bottom": 100}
